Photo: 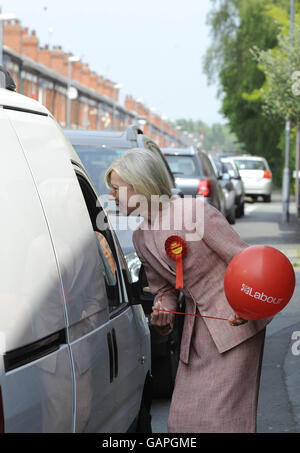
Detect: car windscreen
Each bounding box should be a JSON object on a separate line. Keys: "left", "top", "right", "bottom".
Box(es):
{"left": 73, "top": 146, "right": 128, "bottom": 195}
{"left": 234, "top": 159, "right": 266, "bottom": 171}
{"left": 222, "top": 161, "right": 239, "bottom": 178}
{"left": 163, "top": 155, "right": 200, "bottom": 177}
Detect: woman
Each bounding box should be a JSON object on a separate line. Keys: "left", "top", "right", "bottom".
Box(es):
{"left": 104, "top": 148, "right": 272, "bottom": 433}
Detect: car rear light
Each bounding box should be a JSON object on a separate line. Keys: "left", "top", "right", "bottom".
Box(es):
{"left": 197, "top": 179, "right": 211, "bottom": 197}
{"left": 263, "top": 170, "right": 271, "bottom": 179}
{"left": 0, "top": 386, "right": 4, "bottom": 433}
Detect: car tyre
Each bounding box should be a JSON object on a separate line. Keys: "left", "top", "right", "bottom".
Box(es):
{"left": 227, "top": 205, "right": 236, "bottom": 224}
{"left": 236, "top": 202, "right": 244, "bottom": 218}
{"left": 263, "top": 194, "right": 271, "bottom": 203}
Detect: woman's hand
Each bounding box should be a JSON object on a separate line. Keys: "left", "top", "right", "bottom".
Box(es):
{"left": 150, "top": 300, "right": 174, "bottom": 336}
{"left": 229, "top": 313, "right": 248, "bottom": 326}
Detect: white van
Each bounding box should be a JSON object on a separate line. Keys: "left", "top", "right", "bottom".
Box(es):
{"left": 0, "top": 68, "right": 151, "bottom": 433}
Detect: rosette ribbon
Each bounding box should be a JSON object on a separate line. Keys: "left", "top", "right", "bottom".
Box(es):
{"left": 165, "top": 235, "right": 187, "bottom": 289}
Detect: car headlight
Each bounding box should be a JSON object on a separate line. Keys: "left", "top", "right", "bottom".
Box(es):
{"left": 125, "top": 252, "right": 141, "bottom": 283}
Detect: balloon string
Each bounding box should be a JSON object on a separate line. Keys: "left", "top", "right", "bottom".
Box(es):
{"left": 153, "top": 308, "right": 229, "bottom": 322}
{"left": 156, "top": 288, "right": 229, "bottom": 321}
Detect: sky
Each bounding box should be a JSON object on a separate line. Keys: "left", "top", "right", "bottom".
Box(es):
{"left": 1, "top": 0, "right": 226, "bottom": 126}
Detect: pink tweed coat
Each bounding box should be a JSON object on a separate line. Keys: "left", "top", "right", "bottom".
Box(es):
{"left": 133, "top": 196, "right": 271, "bottom": 433}
{"left": 133, "top": 196, "right": 271, "bottom": 364}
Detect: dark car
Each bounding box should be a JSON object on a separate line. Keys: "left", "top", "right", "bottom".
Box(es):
{"left": 161, "top": 147, "right": 226, "bottom": 216}
{"left": 64, "top": 125, "right": 184, "bottom": 398}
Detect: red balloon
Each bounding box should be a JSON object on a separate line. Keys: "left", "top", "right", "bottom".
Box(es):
{"left": 224, "top": 246, "right": 295, "bottom": 320}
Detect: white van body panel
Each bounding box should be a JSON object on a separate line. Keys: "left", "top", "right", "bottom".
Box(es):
{"left": 0, "top": 88, "right": 49, "bottom": 115}
{"left": 0, "top": 107, "right": 74, "bottom": 432}
{"left": 0, "top": 107, "right": 150, "bottom": 432}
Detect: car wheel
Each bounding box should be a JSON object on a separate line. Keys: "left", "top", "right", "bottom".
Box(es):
{"left": 263, "top": 194, "right": 271, "bottom": 203}
{"left": 227, "top": 206, "right": 236, "bottom": 224}
{"left": 236, "top": 202, "right": 244, "bottom": 218}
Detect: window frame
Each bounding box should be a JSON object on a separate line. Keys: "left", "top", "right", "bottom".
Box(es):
{"left": 73, "top": 167, "right": 130, "bottom": 317}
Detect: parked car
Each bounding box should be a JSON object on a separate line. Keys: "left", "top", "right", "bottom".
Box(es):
{"left": 221, "top": 158, "right": 245, "bottom": 218}
{"left": 0, "top": 68, "right": 151, "bottom": 433}
{"left": 161, "top": 147, "right": 226, "bottom": 216}
{"left": 64, "top": 127, "right": 184, "bottom": 398}
{"left": 211, "top": 154, "right": 245, "bottom": 219}
{"left": 209, "top": 156, "right": 236, "bottom": 224}
{"left": 231, "top": 155, "right": 272, "bottom": 202}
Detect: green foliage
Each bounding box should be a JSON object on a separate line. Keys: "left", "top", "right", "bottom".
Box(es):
{"left": 249, "top": 23, "right": 300, "bottom": 124}
{"left": 203, "top": 0, "right": 297, "bottom": 187}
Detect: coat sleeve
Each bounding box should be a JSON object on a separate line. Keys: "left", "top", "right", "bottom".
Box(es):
{"left": 202, "top": 202, "right": 249, "bottom": 265}
{"left": 132, "top": 230, "right": 178, "bottom": 312}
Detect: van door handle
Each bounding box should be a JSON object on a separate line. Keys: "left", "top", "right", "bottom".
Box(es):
{"left": 107, "top": 332, "right": 114, "bottom": 383}
{"left": 4, "top": 329, "right": 66, "bottom": 372}
{"left": 111, "top": 328, "right": 118, "bottom": 379}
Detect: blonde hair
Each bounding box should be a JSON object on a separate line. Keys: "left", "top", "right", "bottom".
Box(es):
{"left": 104, "top": 148, "right": 173, "bottom": 201}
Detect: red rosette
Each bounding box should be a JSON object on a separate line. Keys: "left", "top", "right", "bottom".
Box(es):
{"left": 165, "top": 235, "right": 187, "bottom": 289}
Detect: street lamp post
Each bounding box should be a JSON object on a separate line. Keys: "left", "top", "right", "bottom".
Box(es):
{"left": 149, "top": 106, "right": 156, "bottom": 140}
{"left": 0, "top": 8, "right": 17, "bottom": 67}
{"left": 282, "top": 0, "right": 295, "bottom": 223}
{"left": 112, "top": 83, "right": 122, "bottom": 130}
{"left": 66, "top": 55, "right": 80, "bottom": 128}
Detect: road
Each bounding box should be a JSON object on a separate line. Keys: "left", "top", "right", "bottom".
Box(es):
{"left": 151, "top": 193, "right": 300, "bottom": 433}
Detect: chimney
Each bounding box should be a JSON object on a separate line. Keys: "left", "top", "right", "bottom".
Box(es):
{"left": 3, "top": 19, "right": 23, "bottom": 54}
{"left": 81, "top": 63, "right": 91, "bottom": 87}
{"left": 103, "top": 79, "right": 114, "bottom": 99}
{"left": 96, "top": 75, "right": 104, "bottom": 94}
{"left": 72, "top": 60, "right": 83, "bottom": 83}
{"left": 89, "top": 71, "right": 98, "bottom": 91}
{"left": 21, "top": 29, "right": 39, "bottom": 61}
{"left": 125, "top": 95, "right": 135, "bottom": 111}
{"left": 38, "top": 44, "right": 51, "bottom": 67}
{"left": 50, "top": 46, "right": 65, "bottom": 75}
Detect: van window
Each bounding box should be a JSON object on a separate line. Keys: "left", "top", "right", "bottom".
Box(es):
{"left": 76, "top": 173, "right": 126, "bottom": 313}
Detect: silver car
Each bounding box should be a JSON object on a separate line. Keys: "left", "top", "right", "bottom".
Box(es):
{"left": 232, "top": 155, "right": 272, "bottom": 202}
{"left": 221, "top": 158, "right": 245, "bottom": 218}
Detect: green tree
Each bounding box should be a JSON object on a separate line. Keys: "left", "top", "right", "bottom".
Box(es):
{"left": 248, "top": 14, "right": 300, "bottom": 202}
{"left": 204, "top": 0, "right": 294, "bottom": 186}
{"left": 249, "top": 25, "right": 300, "bottom": 123}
